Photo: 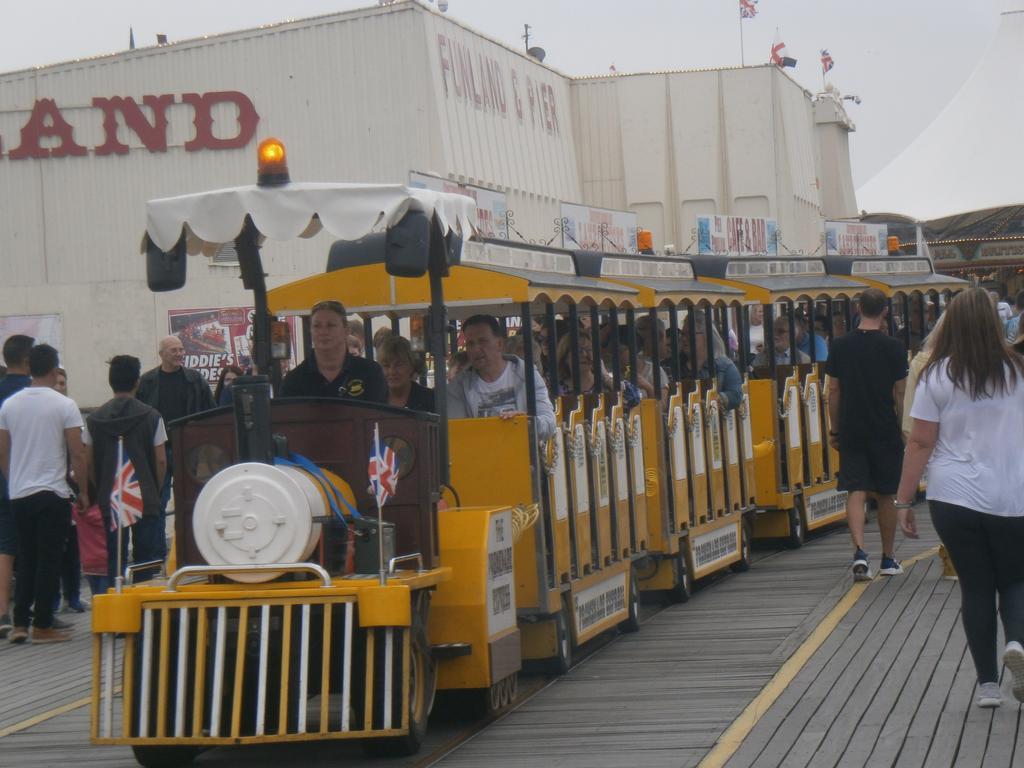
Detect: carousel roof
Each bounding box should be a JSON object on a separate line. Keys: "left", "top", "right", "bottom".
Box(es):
{"left": 856, "top": 7, "right": 1024, "bottom": 222}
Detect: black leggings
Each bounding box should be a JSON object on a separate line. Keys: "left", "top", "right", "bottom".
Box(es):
{"left": 930, "top": 500, "right": 1024, "bottom": 683}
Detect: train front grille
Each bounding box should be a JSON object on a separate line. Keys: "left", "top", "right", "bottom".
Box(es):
{"left": 93, "top": 596, "right": 410, "bottom": 743}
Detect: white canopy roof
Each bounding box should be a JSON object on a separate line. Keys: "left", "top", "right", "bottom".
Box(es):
{"left": 856, "top": 8, "right": 1024, "bottom": 221}
{"left": 143, "top": 182, "right": 478, "bottom": 256}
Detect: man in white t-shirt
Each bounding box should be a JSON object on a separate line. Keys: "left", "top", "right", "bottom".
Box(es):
{"left": 447, "top": 315, "right": 556, "bottom": 441}
{"left": 0, "top": 344, "right": 89, "bottom": 644}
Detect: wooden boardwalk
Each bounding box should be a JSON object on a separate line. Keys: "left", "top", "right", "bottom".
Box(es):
{"left": 2, "top": 508, "right": 1020, "bottom": 768}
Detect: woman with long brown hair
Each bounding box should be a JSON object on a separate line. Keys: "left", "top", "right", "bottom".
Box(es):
{"left": 896, "top": 287, "right": 1024, "bottom": 708}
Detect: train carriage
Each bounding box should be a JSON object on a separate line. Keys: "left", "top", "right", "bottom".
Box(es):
{"left": 688, "top": 255, "right": 868, "bottom": 546}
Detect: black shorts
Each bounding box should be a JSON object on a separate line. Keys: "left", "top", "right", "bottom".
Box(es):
{"left": 837, "top": 440, "right": 904, "bottom": 495}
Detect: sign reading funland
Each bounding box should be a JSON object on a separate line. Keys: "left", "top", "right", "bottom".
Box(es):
{"left": 697, "top": 215, "right": 778, "bottom": 257}
{"left": 168, "top": 307, "right": 297, "bottom": 388}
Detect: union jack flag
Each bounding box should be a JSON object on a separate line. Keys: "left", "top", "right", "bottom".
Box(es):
{"left": 740, "top": 0, "right": 758, "bottom": 19}
{"left": 821, "top": 49, "right": 834, "bottom": 74}
{"left": 368, "top": 423, "right": 398, "bottom": 508}
{"left": 110, "top": 436, "right": 143, "bottom": 530}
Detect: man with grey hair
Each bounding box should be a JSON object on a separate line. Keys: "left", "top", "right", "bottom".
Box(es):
{"left": 135, "top": 335, "right": 214, "bottom": 570}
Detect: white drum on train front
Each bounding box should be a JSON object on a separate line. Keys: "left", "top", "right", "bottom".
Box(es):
{"left": 192, "top": 462, "right": 324, "bottom": 583}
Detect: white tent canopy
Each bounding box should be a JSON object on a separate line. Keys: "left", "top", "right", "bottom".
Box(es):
{"left": 856, "top": 7, "right": 1024, "bottom": 221}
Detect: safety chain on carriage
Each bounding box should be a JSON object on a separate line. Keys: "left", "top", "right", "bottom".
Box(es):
{"left": 686, "top": 404, "right": 701, "bottom": 433}
{"left": 606, "top": 417, "right": 626, "bottom": 454}
{"left": 625, "top": 415, "right": 640, "bottom": 449}
{"left": 704, "top": 399, "right": 720, "bottom": 430}
{"left": 541, "top": 433, "right": 561, "bottom": 476}
{"left": 737, "top": 399, "right": 749, "bottom": 420}
{"left": 778, "top": 386, "right": 793, "bottom": 419}
{"left": 666, "top": 406, "right": 681, "bottom": 437}
{"left": 802, "top": 383, "right": 818, "bottom": 408}
{"left": 563, "top": 423, "right": 585, "bottom": 463}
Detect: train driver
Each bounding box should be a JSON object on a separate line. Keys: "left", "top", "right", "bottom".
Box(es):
{"left": 447, "top": 314, "right": 557, "bottom": 440}
{"left": 281, "top": 300, "right": 386, "bottom": 402}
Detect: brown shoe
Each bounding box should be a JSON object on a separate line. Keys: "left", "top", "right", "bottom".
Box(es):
{"left": 9, "top": 626, "right": 29, "bottom": 644}
{"left": 32, "top": 626, "right": 73, "bottom": 644}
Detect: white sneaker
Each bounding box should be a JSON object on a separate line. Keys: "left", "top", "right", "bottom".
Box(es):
{"left": 1003, "top": 640, "right": 1024, "bottom": 703}
{"left": 976, "top": 681, "right": 1002, "bottom": 708}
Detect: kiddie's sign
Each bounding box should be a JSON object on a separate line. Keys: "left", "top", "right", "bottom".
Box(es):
{"left": 0, "top": 91, "right": 259, "bottom": 159}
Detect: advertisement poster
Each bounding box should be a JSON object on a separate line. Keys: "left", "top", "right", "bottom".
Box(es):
{"left": 409, "top": 171, "right": 508, "bottom": 239}
{"left": 167, "top": 307, "right": 298, "bottom": 388}
{"left": 697, "top": 215, "right": 778, "bottom": 257}
{"left": 0, "top": 314, "right": 63, "bottom": 353}
{"left": 824, "top": 221, "right": 888, "bottom": 256}
{"left": 559, "top": 202, "right": 638, "bottom": 253}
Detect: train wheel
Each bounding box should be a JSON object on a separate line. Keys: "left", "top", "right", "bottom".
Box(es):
{"left": 489, "top": 678, "right": 503, "bottom": 711}
{"left": 131, "top": 746, "right": 201, "bottom": 768}
{"left": 667, "top": 552, "right": 692, "bottom": 604}
{"left": 785, "top": 507, "right": 805, "bottom": 549}
{"left": 619, "top": 570, "right": 641, "bottom": 633}
{"left": 730, "top": 518, "right": 752, "bottom": 573}
{"left": 543, "top": 609, "right": 573, "bottom": 676}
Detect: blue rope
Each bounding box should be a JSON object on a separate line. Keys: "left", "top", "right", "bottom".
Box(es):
{"left": 274, "top": 453, "right": 362, "bottom": 529}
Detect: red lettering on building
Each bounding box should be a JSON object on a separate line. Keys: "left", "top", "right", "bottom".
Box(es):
{"left": 182, "top": 91, "right": 259, "bottom": 151}
{"left": 92, "top": 95, "right": 175, "bottom": 155}
{"left": 8, "top": 98, "right": 88, "bottom": 159}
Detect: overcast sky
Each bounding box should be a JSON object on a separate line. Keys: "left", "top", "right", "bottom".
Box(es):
{"left": 0, "top": 0, "right": 1012, "bottom": 188}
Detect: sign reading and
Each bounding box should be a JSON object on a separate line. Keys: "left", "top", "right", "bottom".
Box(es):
{"left": 1, "top": 91, "right": 259, "bottom": 159}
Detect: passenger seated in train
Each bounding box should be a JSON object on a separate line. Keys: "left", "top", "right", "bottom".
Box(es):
{"left": 635, "top": 315, "right": 673, "bottom": 406}
{"left": 378, "top": 335, "right": 435, "bottom": 412}
{"left": 556, "top": 334, "right": 613, "bottom": 396}
{"left": 679, "top": 313, "right": 743, "bottom": 411}
{"left": 795, "top": 310, "right": 829, "bottom": 361}
{"left": 750, "top": 314, "right": 811, "bottom": 370}
{"left": 281, "top": 300, "right": 387, "bottom": 401}
{"left": 605, "top": 326, "right": 659, "bottom": 402}
{"left": 447, "top": 314, "right": 557, "bottom": 440}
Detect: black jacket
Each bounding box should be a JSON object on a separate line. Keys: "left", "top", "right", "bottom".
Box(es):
{"left": 136, "top": 365, "right": 216, "bottom": 423}
{"left": 87, "top": 397, "right": 165, "bottom": 519}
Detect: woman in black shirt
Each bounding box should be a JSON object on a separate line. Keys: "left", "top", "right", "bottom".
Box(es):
{"left": 379, "top": 335, "right": 435, "bottom": 412}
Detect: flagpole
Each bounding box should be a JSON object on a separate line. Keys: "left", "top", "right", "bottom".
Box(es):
{"left": 374, "top": 423, "right": 386, "bottom": 586}
{"left": 738, "top": 5, "right": 745, "bottom": 67}
{"left": 115, "top": 436, "right": 125, "bottom": 594}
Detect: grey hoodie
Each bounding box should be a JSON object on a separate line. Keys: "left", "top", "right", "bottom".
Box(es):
{"left": 447, "top": 355, "right": 557, "bottom": 440}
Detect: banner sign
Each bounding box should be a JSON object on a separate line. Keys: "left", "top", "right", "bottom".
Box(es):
{"left": 560, "top": 202, "right": 638, "bottom": 253}
{"left": 824, "top": 221, "right": 888, "bottom": 256}
{"left": 409, "top": 171, "right": 507, "bottom": 239}
{"left": 167, "top": 307, "right": 298, "bottom": 388}
{"left": 697, "top": 215, "right": 778, "bottom": 256}
{"left": 0, "top": 314, "right": 62, "bottom": 354}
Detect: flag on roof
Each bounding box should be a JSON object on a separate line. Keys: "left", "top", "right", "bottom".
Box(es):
{"left": 110, "top": 437, "right": 143, "bottom": 530}
{"left": 740, "top": 0, "right": 758, "bottom": 19}
{"left": 368, "top": 423, "right": 398, "bottom": 508}
{"left": 129, "top": 27, "right": 135, "bottom": 51}
{"left": 821, "top": 49, "right": 834, "bottom": 74}
{"left": 771, "top": 32, "right": 797, "bottom": 68}
{"left": 609, "top": 63, "right": 617, "bottom": 73}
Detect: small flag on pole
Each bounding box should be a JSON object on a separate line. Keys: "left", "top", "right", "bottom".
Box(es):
{"left": 368, "top": 423, "right": 398, "bottom": 508}
{"left": 110, "top": 437, "right": 143, "bottom": 530}
{"left": 820, "top": 49, "right": 834, "bottom": 74}
{"left": 771, "top": 31, "right": 797, "bottom": 68}
{"left": 740, "top": 0, "right": 758, "bottom": 19}
{"left": 129, "top": 27, "right": 136, "bottom": 50}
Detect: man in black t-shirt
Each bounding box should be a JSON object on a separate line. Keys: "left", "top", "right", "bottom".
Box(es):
{"left": 827, "top": 288, "right": 908, "bottom": 582}
{"left": 281, "top": 301, "right": 387, "bottom": 403}
{"left": 136, "top": 335, "right": 215, "bottom": 569}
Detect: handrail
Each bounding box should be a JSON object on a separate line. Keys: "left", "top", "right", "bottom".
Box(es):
{"left": 387, "top": 553, "right": 424, "bottom": 575}
{"left": 165, "top": 562, "right": 332, "bottom": 591}
{"left": 124, "top": 560, "right": 164, "bottom": 586}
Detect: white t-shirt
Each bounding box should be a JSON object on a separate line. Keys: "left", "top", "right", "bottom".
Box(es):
{"left": 0, "top": 386, "right": 83, "bottom": 500}
{"left": 82, "top": 418, "right": 167, "bottom": 447}
{"left": 910, "top": 360, "right": 1024, "bottom": 516}
{"left": 749, "top": 324, "right": 765, "bottom": 354}
{"left": 466, "top": 363, "right": 519, "bottom": 418}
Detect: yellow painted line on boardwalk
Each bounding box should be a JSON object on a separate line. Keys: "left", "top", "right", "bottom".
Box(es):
{"left": 0, "top": 696, "right": 91, "bottom": 739}
{"left": 698, "top": 545, "right": 940, "bottom": 768}
{"left": 0, "top": 682, "right": 124, "bottom": 740}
